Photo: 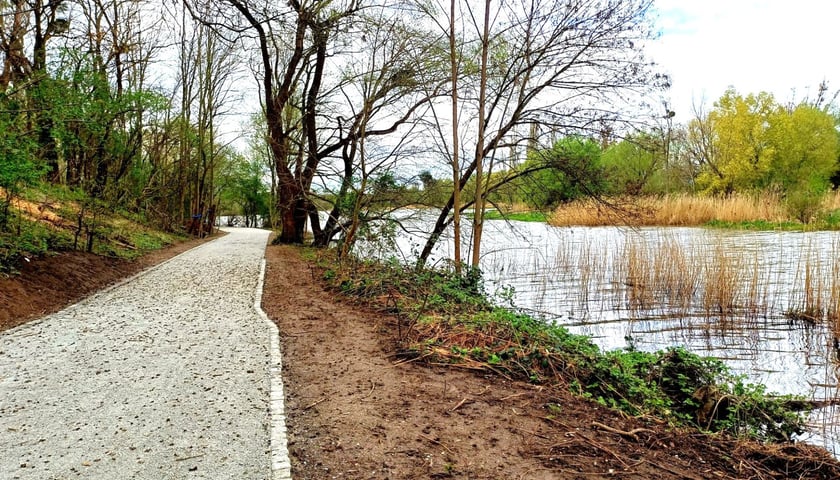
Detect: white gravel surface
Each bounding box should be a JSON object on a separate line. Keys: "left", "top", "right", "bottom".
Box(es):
{"left": 0, "top": 228, "right": 281, "bottom": 479}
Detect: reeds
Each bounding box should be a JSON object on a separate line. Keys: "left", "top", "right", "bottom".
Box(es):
{"left": 549, "top": 193, "right": 789, "bottom": 227}
{"left": 477, "top": 222, "right": 840, "bottom": 337}
{"left": 701, "top": 244, "right": 744, "bottom": 318}
{"left": 541, "top": 230, "right": 840, "bottom": 330}
{"left": 830, "top": 249, "right": 840, "bottom": 333}
{"left": 778, "top": 239, "right": 840, "bottom": 337}
{"left": 822, "top": 190, "right": 840, "bottom": 212}
{"left": 618, "top": 236, "right": 746, "bottom": 320}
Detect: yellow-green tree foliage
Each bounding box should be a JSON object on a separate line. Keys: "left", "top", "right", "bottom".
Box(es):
{"left": 695, "top": 89, "right": 839, "bottom": 195}
{"left": 768, "top": 103, "right": 839, "bottom": 191}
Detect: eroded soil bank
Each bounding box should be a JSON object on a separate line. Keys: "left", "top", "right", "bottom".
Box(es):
{"left": 262, "top": 244, "right": 840, "bottom": 480}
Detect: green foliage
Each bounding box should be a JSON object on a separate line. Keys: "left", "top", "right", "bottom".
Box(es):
{"left": 0, "top": 95, "right": 44, "bottom": 229}
{"left": 219, "top": 155, "right": 270, "bottom": 225}
{"left": 513, "top": 137, "right": 604, "bottom": 209}
{"left": 0, "top": 125, "right": 40, "bottom": 192}
{"left": 784, "top": 182, "right": 827, "bottom": 223}
{"left": 694, "top": 89, "right": 839, "bottom": 222}
{"left": 0, "top": 213, "right": 71, "bottom": 273}
{"left": 697, "top": 90, "right": 777, "bottom": 193}
{"left": 600, "top": 134, "right": 666, "bottom": 195}
{"left": 820, "top": 209, "right": 840, "bottom": 229}
{"left": 319, "top": 253, "right": 489, "bottom": 315}
{"left": 481, "top": 210, "right": 547, "bottom": 222}
{"left": 0, "top": 182, "right": 186, "bottom": 272}
{"left": 704, "top": 219, "right": 804, "bottom": 231}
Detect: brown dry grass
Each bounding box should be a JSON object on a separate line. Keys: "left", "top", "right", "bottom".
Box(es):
{"left": 784, "top": 241, "right": 840, "bottom": 327}
{"left": 701, "top": 244, "right": 744, "bottom": 318}
{"left": 574, "top": 231, "right": 840, "bottom": 327}
{"left": 823, "top": 190, "right": 840, "bottom": 211}
{"left": 831, "top": 249, "right": 840, "bottom": 332}
{"left": 612, "top": 235, "right": 749, "bottom": 319}
{"left": 549, "top": 193, "right": 789, "bottom": 227}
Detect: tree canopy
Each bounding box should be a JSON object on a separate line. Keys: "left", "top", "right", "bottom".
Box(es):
{"left": 682, "top": 89, "right": 840, "bottom": 218}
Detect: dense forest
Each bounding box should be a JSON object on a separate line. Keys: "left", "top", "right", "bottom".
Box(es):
{"left": 2, "top": 0, "right": 837, "bottom": 271}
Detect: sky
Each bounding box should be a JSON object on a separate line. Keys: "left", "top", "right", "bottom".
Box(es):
{"left": 649, "top": 0, "right": 840, "bottom": 121}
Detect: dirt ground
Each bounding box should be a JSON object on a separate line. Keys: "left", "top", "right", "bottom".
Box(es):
{"left": 262, "top": 244, "right": 840, "bottom": 480}
{"left": 0, "top": 234, "right": 217, "bottom": 332}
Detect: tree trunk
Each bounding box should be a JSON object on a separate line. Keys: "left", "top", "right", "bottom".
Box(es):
{"left": 449, "top": 0, "right": 462, "bottom": 275}
{"left": 470, "top": 0, "right": 491, "bottom": 269}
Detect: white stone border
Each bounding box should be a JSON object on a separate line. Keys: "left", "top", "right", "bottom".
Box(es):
{"left": 255, "top": 258, "right": 292, "bottom": 479}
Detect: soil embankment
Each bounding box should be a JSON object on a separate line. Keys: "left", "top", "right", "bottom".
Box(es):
{"left": 262, "top": 244, "right": 840, "bottom": 479}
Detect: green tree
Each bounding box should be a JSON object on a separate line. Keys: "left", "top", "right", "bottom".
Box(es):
{"left": 219, "top": 156, "right": 270, "bottom": 228}
{"left": 767, "top": 103, "right": 838, "bottom": 190}
{"left": 696, "top": 90, "right": 777, "bottom": 193}
{"left": 768, "top": 103, "right": 839, "bottom": 221}
{"left": 0, "top": 113, "right": 40, "bottom": 228}
{"left": 691, "top": 89, "right": 839, "bottom": 220}
{"left": 514, "top": 137, "right": 603, "bottom": 209}
{"left": 600, "top": 134, "right": 665, "bottom": 195}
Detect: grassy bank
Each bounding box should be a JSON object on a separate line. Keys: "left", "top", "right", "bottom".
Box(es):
{"left": 482, "top": 210, "right": 548, "bottom": 222}
{"left": 548, "top": 192, "right": 840, "bottom": 230}
{"left": 313, "top": 250, "right": 809, "bottom": 443}
{"left": 1, "top": 184, "right": 187, "bottom": 273}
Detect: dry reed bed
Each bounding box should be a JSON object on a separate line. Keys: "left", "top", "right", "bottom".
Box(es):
{"left": 536, "top": 231, "right": 840, "bottom": 334}
{"left": 549, "top": 193, "right": 796, "bottom": 227}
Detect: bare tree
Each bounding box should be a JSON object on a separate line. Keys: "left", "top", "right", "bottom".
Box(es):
{"left": 417, "top": 0, "right": 664, "bottom": 264}
{"left": 190, "top": 0, "right": 444, "bottom": 245}
{"left": 469, "top": 0, "right": 491, "bottom": 268}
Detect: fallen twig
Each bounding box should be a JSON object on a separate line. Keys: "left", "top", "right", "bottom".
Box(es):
{"left": 542, "top": 416, "right": 630, "bottom": 468}
{"left": 419, "top": 433, "right": 454, "bottom": 454}
{"left": 392, "top": 352, "right": 432, "bottom": 367}
{"left": 470, "top": 385, "right": 490, "bottom": 396}
{"left": 511, "top": 426, "right": 551, "bottom": 440}
{"left": 175, "top": 453, "right": 205, "bottom": 462}
{"left": 361, "top": 380, "right": 375, "bottom": 399}
{"left": 591, "top": 421, "right": 653, "bottom": 441}
{"left": 450, "top": 397, "right": 469, "bottom": 412}
{"left": 304, "top": 397, "right": 327, "bottom": 410}
{"left": 500, "top": 392, "right": 530, "bottom": 401}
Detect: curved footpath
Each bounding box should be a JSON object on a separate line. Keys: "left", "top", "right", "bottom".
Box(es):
{"left": 0, "top": 228, "right": 290, "bottom": 480}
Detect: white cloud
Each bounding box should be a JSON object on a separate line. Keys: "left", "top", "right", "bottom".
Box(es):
{"left": 648, "top": 0, "right": 840, "bottom": 120}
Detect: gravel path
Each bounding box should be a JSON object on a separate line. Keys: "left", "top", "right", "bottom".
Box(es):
{"left": 0, "top": 228, "right": 283, "bottom": 480}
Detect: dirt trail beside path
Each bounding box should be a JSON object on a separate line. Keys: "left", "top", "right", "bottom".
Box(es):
{"left": 262, "top": 244, "right": 840, "bottom": 480}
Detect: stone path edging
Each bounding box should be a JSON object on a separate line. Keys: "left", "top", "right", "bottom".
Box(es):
{"left": 255, "top": 258, "right": 292, "bottom": 479}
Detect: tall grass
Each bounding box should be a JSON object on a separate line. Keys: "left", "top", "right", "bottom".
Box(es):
{"left": 544, "top": 231, "right": 840, "bottom": 329}
{"left": 549, "top": 193, "right": 790, "bottom": 227}
{"left": 701, "top": 245, "right": 744, "bottom": 318}
{"left": 617, "top": 236, "right": 747, "bottom": 319}
{"left": 782, "top": 240, "right": 840, "bottom": 332}
{"left": 822, "top": 190, "right": 840, "bottom": 212}
{"left": 830, "top": 247, "right": 840, "bottom": 331}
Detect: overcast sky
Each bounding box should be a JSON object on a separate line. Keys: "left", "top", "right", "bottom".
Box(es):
{"left": 648, "top": 0, "right": 840, "bottom": 121}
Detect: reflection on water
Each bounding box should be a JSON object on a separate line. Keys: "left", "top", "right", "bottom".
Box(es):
{"left": 383, "top": 213, "right": 840, "bottom": 454}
